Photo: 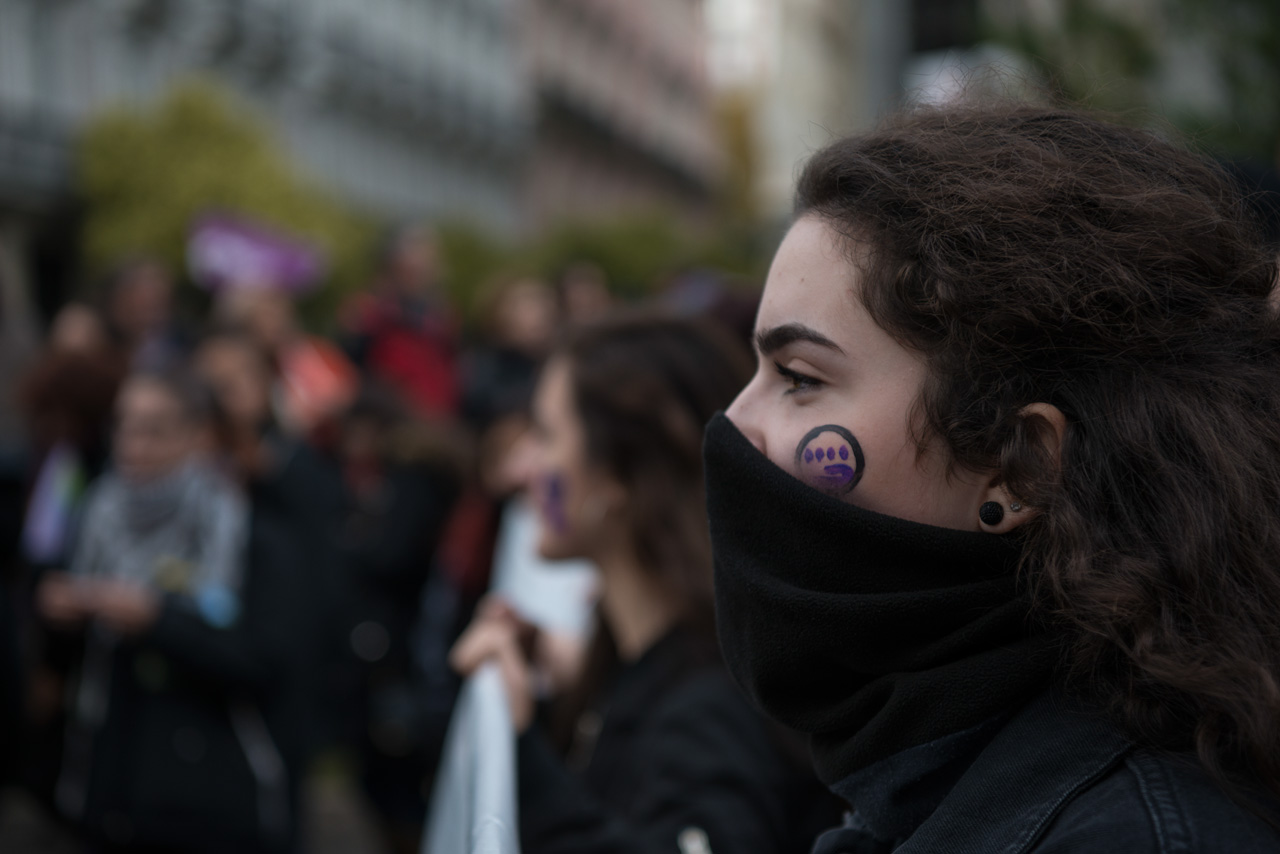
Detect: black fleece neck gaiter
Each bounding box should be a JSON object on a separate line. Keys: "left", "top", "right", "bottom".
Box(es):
{"left": 703, "top": 413, "right": 1059, "bottom": 786}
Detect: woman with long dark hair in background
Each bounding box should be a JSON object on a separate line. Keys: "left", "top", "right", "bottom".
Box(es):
{"left": 704, "top": 103, "right": 1280, "bottom": 852}
{"left": 453, "top": 314, "right": 834, "bottom": 853}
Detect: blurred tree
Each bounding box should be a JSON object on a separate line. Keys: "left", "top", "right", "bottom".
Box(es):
{"left": 715, "top": 89, "right": 761, "bottom": 226}
{"left": 434, "top": 220, "right": 513, "bottom": 315}
{"left": 1165, "top": 0, "right": 1280, "bottom": 161}
{"left": 77, "top": 79, "right": 373, "bottom": 324}
{"left": 520, "top": 214, "right": 694, "bottom": 300}
{"left": 982, "top": 0, "right": 1280, "bottom": 162}
{"left": 79, "top": 80, "right": 766, "bottom": 330}
{"left": 434, "top": 212, "right": 769, "bottom": 322}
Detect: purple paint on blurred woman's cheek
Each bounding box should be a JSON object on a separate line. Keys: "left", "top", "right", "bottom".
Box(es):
{"left": 540, "top": 473, "right": 569, "bottom": 534}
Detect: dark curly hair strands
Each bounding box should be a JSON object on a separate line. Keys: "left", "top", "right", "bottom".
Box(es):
{"left": 795, "top": 104, "right": 1280, "bottom": 813}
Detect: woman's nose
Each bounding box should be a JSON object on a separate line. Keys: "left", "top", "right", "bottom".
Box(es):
{"left": 725, "top": 382, "right": 766, "bottom": 455}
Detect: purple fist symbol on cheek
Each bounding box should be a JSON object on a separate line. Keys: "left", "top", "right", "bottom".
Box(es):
{"left": 793, "top": 425, "right": 865, "bottom": 497}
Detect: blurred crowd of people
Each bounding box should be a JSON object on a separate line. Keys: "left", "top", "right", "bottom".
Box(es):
{"left": 0, "top": 223, "right": 771, "bottom": 853}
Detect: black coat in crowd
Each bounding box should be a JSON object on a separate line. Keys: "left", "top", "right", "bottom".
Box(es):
{"left": 67, "top": 508, "right": 311, "bottom": 854}
{"left": 248, "top": 434, "right": 346, "bottom": 757}
{"left": 518, "top": 627, "right": 838, "bottom": 854}
{"left": 335, "top": 458, "right": 458, "bottom": 831}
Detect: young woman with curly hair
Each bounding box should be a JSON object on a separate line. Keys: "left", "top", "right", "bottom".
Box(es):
{"left": 706, "top": 104, "right": 1280, "bottom": 852}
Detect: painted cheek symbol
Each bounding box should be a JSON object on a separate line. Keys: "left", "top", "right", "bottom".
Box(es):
{"left": 794, "top": 424, "right": 865, "bottom": 496}
{"left": 538, "top": 473, "right": 570, "bottom": 534}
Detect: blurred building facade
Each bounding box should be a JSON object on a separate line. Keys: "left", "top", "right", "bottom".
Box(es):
{"left": 0, "top": 0, "right": 531, "bottom": 315}
{"left": 0, "top": 0, "right": 530, "bottom": 227}
{"left": 706, "top": 0, "right": 911, "bottom": 225}
{"left": 0, "top": 0, "right": 729, "bottom": 314}
{"left": 524, "top": 0, "right": 722, "bottom": 225}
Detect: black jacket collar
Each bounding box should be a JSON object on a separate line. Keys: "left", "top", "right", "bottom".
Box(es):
{"left": 814, "top": 688, "right": 1133, "bottom": 854}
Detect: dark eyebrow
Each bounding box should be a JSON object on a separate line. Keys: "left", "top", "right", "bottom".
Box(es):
{"left": 754, "top": 323, "right": 845, "bottom": 356}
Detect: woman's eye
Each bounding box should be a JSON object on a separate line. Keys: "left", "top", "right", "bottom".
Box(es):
{"left": 773, "top": 362, "right": 822, "bottom": 394}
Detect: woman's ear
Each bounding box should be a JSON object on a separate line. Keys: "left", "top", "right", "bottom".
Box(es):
{"left": 977, "top": 402, "right": 1067, "bottom": 533}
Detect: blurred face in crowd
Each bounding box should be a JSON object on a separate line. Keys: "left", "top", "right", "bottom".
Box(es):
{"left": 388, "top": 229, "right": 439, "bottom": 296}
{"left": 50, "top": 304, "right": 109, "bottom": 355}
{"left": 492, "top": 279, "right": 558, "bottom": 356}
{"left": 560, "top": 265, "right": 611, "bottom": 325}
{"left": 526, "top": 357, "right": 626, "bottom": 561}
{"left": 195, "top": 338, "right": 273, "bottom": 431}
{"left": 217, "top": 290, "right": 296, "bottom": 355}
{"left": 726, "top": 216, "right": 992, "bottom": 530}
{"left": 113, "top": 378, "right": 201, "bottom": 483}
{"left": 109, "top": 263, "right": 172, "bottom": 341}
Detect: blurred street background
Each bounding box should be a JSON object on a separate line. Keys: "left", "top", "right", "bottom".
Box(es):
{"left": 0, "top": 1, "right": 1276, "bottom": 852}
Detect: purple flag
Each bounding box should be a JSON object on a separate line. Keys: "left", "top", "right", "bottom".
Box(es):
{"left": 188, "top": 214, "right": 326, "bottom": 293}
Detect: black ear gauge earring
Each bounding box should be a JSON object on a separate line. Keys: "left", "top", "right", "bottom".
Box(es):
{"left": 979, "top": 501, "right": 1005, "bottom": 526}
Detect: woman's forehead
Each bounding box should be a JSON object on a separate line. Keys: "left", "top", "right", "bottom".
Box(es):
{"left": 756, "top": 218, "right": 865, "bottom": 346}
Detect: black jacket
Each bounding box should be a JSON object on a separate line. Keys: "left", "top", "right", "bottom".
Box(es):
{"left": 518, "top": 629, "right": 836, "bottom": 854}
{"left": 812, "top": 688, "right": 1280, "bottom": 853}
{"left": 66, "top": 510, "right": 311, "bottom": 854}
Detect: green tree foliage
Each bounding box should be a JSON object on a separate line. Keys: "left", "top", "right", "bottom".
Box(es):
{"left": 1164, "top": 0, "right": 1280, "bottom": 160}
{"left": 521, "top": 214, "right": 696, "bottom": 299}
{"left": 79, "top": 79, "right": 764, "bottom": 327}
{"left": 714, "top": 89, "right": 762, "bottom": 227}
{"left": 983, "top": 0, "right": 1280, "bottom": 162}
{"left": 77, "top": 79, "right": 373, "bottom": 322}
{"left": 435, "top": 100, "right": 771, "bottom": 316}
{"left": 436, "top": 212, "right": 769, "bottom": 320}
{"left": 434, "top": 220, "right": 511, "bottom": 314}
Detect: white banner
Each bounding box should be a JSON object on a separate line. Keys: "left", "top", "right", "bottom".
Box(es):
{"left": 423, "top": 662, "right": 520, "bottom": 854}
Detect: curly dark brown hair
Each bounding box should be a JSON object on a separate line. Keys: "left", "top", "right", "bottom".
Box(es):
{"left": 795, "top": 104, "right": 1280, "bottom": 810}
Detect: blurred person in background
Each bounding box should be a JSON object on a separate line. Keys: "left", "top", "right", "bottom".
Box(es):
{"left": 659, "top": 270, "right": 760, "bottom": 353}
{"left": 341, "top": 224, "right": 459, "bottom": 419}
{"left": 453, "top": 314, "right": 837, "bottom": 854}
{"left": 188, "top": 213, "right": 355, "bottom": 444}
{"left": 195, "top": 326, "right": 287, "bottom": 480}
{"left": 194, "top": 328, "right": 345, "bottom": 761}
{"left": 37, "top": 367, "right": 308, "bottom": 853}
{"left": 215, "top": 287, "right": 358, "bottom": 442}
{"left": 100, "top": 257, "right": 187, "bottom": 371}
{"left": 338, "top": 225, "right": 508, "bottom": 733}
{"left": 0, "top": 258, "right": 43, "bottom": 790}
{"left": 479, "top": 414, "right": 599, "bottom": 719}
{"left": 459, "top": 274, "right": 598, "bottom": 766}
{"left": 556, "top": 262, "right": 613, "bottom": 328}
{"left": 462, "top": 274, "right": 558, "bottom": 436}
{"left": 458, "top": 273, "right": 560, "bottom": 611}
{"left": 194, "top": 326, "right": 344, "bottom": 526}
{"left": 216, "top": 288, "right": 295, "bottom": 369}
{"left": 17, "top": 304, "right": 126, "bottom": 802}
{"left": 328, "top": 386, "right": 459, "bottom": 853}
{"left": 20, "top": 304, "right": 125, "bottom": 570}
